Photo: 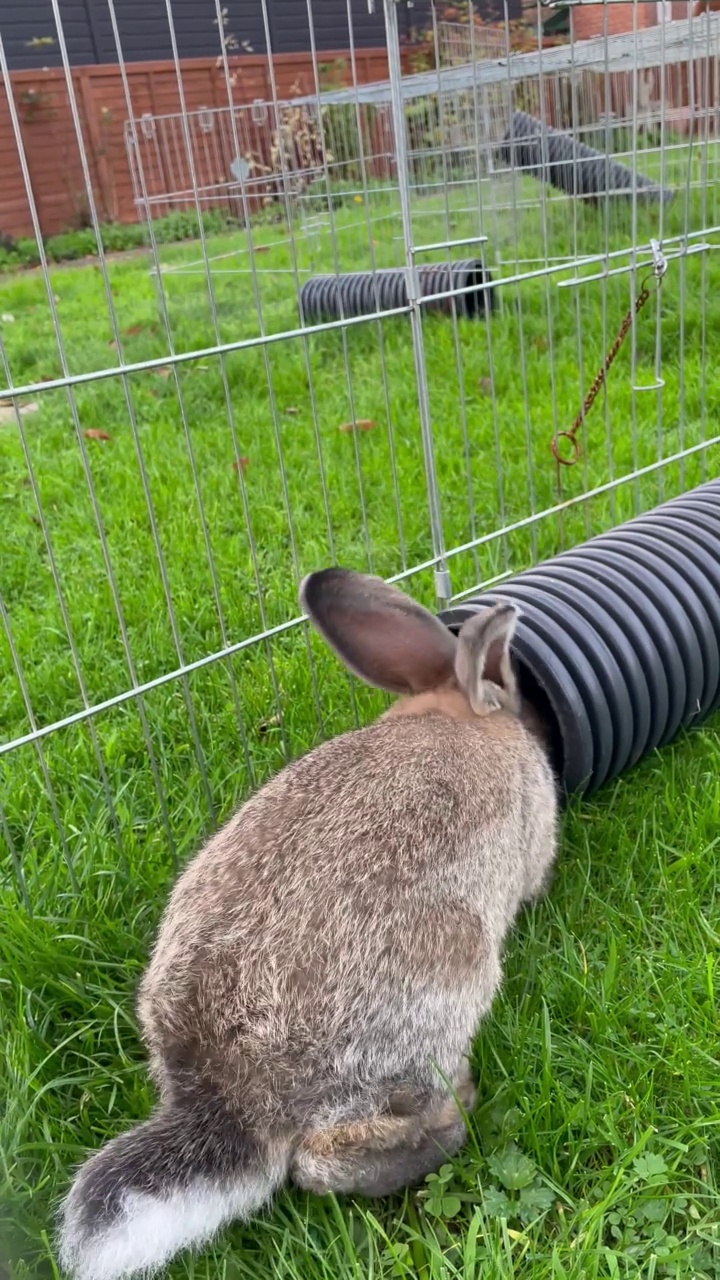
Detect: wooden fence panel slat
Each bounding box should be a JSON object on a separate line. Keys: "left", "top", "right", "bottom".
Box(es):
{"left": 0, "top": 47, "right": 393, "bottom": 238}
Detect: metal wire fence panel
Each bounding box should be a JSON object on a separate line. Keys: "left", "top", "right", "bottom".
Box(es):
{"left": 1, "top": 0, "right": 719, "bottom": 908}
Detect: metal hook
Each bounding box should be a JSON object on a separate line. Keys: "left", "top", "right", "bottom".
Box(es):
{"left": 634, "top": 242, "right": 666, "bottom": 390}
{"left": 649, "top": 237, "right": 667, "bottom": 280}
{"left": 631, "top": 375, "right": 666, "bottom": 392}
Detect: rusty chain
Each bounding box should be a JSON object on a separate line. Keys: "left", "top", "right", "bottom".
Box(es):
{"left": 551, "top": 243, "right": 667, "bottom": 470}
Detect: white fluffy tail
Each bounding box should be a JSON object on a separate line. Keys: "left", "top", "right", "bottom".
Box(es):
{"left": 58, "top": 1101, "right": 288, "bottom": 1280}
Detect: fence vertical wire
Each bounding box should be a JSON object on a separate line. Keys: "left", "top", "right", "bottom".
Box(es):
{"left": 382, "top": 0, "right": 449, "bottom": 604}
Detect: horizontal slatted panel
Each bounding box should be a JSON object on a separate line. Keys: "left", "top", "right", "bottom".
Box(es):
{"left": 267, "top": 0, "right": 390, "bottom": 54}
{"left": 0, "top": 0, "right": 407, "bottom": 70}
{"left": 90, "top": 0, "right": 269, "bottom": 63}
{"left": 0, "top": 0, "right": 97, "bottom": 70}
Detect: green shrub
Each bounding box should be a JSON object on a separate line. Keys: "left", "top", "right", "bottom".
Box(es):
{"left": 15, "top": 238, "right": 41, "bottom": 267}
{"left": 0, "top": 207, "right": 239, "bottom": 273}
{"left": 0, "top": 237, "right": 41, "bottom": 269}
{"left": 45, "top": 229, "right": 98, "bottom": 261}
{"left": 99, "top": 222, "right": 144, "bottom": 253}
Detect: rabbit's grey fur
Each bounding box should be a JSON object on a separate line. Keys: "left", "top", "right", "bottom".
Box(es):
{"left": 59, "top": 568, "right": 558, "bottom": 1280}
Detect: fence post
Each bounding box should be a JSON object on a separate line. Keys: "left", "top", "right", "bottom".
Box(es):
{"left": 382, "top": 0, "right": 451, "bottom": 605}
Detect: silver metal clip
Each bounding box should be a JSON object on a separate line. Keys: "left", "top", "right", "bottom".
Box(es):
{"left": 649, "top": 238, "right": 667, "bottom": 280}
{"left": 434, "top": 568, "right": 452, "bottom": 605}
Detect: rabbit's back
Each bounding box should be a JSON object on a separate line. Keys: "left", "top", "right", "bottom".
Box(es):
{"left": 139, "top": 712, "right": 553, "bottom": 1120}
{"left": 58, "top": 577, "right": 561, "bottom": 1280}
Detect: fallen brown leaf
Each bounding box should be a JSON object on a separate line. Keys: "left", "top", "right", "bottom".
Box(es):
{"left": 84, "top": 428, "right": 111, "bottom": 441}
{"left": 156, "top": 366, "right": 173, "bottom": 379}
{"left": 232, "top": 456, "right": 250, "bottom": 473}
{"left": 477, "top": 377, "right": 493, "bottom": 396}
{"left": 107, "top": 339, "right": 119, "bottom": 351}
{"left": 285, "top": 406, "right": 299, "bottom": 416}
{"left": 338, "top": 419, "right": 376, "bottom": 433}
{"left": 534, "top": 335, "right": 548, "bottom": 352}
{"left": 254, "top": 245, "right": 270, "bottom": 254}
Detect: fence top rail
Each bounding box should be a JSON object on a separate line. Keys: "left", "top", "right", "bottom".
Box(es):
{"left": 291, "top": 11, "right": 720, "bottom": 106}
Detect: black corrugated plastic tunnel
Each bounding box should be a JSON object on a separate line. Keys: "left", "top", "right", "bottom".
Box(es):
{"left": 500, "top": 110, "right": 673, "bottom": 205}
{"left": 438, "top": 479, "right": 720, "bottom": 797}
{"left": 299, "top": 260, "right": 494, "bottom": 324}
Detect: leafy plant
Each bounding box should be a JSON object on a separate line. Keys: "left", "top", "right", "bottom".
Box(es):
{"left": 0, "top": 209, "right": 239, "bottom": 273}
{"left": 212, "top": 4, "right": 253, "bottom": 81}
{"left": 245, "top": 80, "right": 331, "bottom": 207}
{"left": 418, "top": 1137, "right": 555, "bottom": 1229}
{"left": 18, "top": 86, "right": 56, "bottom": 124}
{"left": 408, "top": 0, "right": 567, "bottom": 75}
{"left": 421, "top": 1164, "right": 464, "bottom": 1219}
{"left": 484, "top": 1143, "right": 555, "bottom": 1224}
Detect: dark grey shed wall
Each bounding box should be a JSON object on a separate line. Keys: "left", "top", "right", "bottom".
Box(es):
{"left": 89, "top": 0, "right": 270, "bottom": 64}
{"left": 1, "top": 0, "right": 429, "bottom": 69}
{"left": 1, "top": 0, "right": 518, "bottom": 71}
{"left": 2, "top": 0, "right": 99, "bottom": 68}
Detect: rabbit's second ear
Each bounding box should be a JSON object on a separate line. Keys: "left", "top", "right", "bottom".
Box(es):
{"left": 300, "top": 568, "right": 457, "bottom": 695}
{"left": 455, "top": 603, "right": 519, "bottom": 715}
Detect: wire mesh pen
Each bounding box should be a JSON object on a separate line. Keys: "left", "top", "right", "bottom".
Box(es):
{"left": 1, "top": 0, "right": 719, "bottom": 904}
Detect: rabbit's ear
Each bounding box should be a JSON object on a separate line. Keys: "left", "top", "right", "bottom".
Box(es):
{"left": 300, "top": 568, "right": 457, "bottom": 695}
{"left": 455, "top": 603, "right": 519, "bottom": 715}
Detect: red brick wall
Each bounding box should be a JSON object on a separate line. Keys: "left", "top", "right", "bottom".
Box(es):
{"left": 571, "top": 4, "right": 658, "bottom": 40}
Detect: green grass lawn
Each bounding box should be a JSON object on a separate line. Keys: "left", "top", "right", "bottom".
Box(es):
{"left": 1, "top": 169, "right": 719, "bottom": 1278}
